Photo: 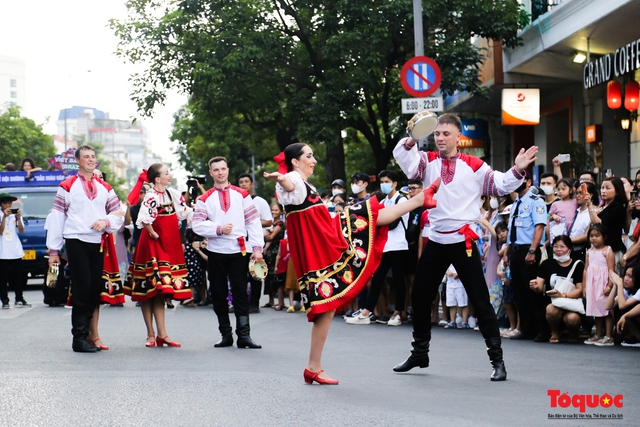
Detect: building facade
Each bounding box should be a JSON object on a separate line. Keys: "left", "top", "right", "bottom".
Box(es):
{"left": 0, "top": 55, "right": 26, "bottom": 111}
{"left": 55, "top": 106, "right": 161, "bottom": 185}
{"left": 444, "top": 0, "right": 640, "bottom": 181}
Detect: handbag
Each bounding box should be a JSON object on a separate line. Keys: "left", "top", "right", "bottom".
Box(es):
{"left": 551, "top": 260, "right": 585, "bottom": 314}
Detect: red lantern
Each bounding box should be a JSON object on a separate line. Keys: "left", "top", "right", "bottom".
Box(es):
{"left": 607, "top": 81, "right": 622, "bottom": 109}
{"left": 624, "top": 81, "right": 640, "bottom": 111}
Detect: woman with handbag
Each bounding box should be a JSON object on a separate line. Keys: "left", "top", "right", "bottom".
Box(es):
{"left": 124, "top": 164, "right": 193, "bottom": 348}
{"left": 530, "top": 235, "right": 585, "bottom": 343}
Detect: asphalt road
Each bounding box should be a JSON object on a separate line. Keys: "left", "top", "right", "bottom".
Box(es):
{"left": 1, "top": 290, "right": 638, "bottom": 427}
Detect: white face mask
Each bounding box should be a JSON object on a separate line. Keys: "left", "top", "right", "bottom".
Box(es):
{"left": 332, "top": 188, "right": 343, "bottom": 196}
{"left": 351, "top": 183, "right": 364, "bottom": 194}
{"left": 540, "top": 185, "right": 555, "bottom": 196}
{"left": 553, "top": 253, "right": 571, "bottom": 263}
{"left": 489, "top": 198, "right": 499, "bottom": 210}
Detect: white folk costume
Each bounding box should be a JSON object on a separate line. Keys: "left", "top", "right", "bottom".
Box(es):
{"left": 391, "top": 137, "right": 525, "bottom": 380}
{"left": 124, "top": 188, "right": 193, "bottom": 301}
{"left": 192, "top": 184, "right": 265, "bottom": 348}
{"left": 46, "top": 173, "right": 123, "bottom": 351}
{"left": 276, "top": 171, "right": 388, "bottom": 322}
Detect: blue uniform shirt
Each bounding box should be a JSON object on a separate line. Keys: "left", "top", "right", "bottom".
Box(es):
{"left": 507, "top": 189, "right": 547, "bottom": 245}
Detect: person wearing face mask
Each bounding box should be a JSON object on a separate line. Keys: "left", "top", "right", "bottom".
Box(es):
{"left": 349, "top": 172, "right": 370, "bottom": 205}
{"left": 331, "top": 179, "right": 347, "bottom": 197}
{"left": 529, "top": 235, "right": 584, "bottom": 343}
{"left": 507, "top": 172, "right": 549, "bottom": 342}
{"left": 539, "top": 172, "right": 560, "bottom": 213}
{"left": 346, "top": 170, "right": 409, "bottom": 326}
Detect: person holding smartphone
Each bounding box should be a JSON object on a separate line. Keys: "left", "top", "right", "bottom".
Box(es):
{"left": 0, "top": 193, "right": 30, "bottom": 309}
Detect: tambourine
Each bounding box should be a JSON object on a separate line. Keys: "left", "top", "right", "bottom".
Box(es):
{"left": 406, "top": 110, "right": 438, "bottom": 140}
{"left": 46, "top": 263, "right": 59, "bottom": 288}
{"left": 248, "top": 259, "right": 268, "bottom": 281}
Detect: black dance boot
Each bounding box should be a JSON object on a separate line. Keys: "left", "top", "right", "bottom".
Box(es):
{"left": 71, "top": 312, "right": 100, "bottom": 353}
{"left": 486, "top": 337, "right": 507, "bottom": 381}
{"left": 214, "top": 312, "right": 234, "bottom": 348}
{"left": 235, "top": 316, "right": 262, "bottom": 349}
{"left": 393, "top": 332, "right": 430, "bottom": 372}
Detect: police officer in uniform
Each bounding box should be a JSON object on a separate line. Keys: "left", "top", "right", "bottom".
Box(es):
{"left": 507, "top": 173, "right": 548, "bottom": 341}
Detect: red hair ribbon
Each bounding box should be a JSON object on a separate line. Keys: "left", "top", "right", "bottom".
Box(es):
{"left": 458, "top": 224, "right": 479, "bottom": 257}
{"left": 273, "top": 152, "right": 288, "bottom": 175}
{"left": 127, "top": 169, "right": 148, "bottom": 206}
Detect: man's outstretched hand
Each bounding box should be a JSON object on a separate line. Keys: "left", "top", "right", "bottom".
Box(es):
{"left": 514, "top": 146, "right": 538, "bottom": 174}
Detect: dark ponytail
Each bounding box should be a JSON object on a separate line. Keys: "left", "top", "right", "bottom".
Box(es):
{"left": 283, "top": 143, "right": 307, "bottom": 172}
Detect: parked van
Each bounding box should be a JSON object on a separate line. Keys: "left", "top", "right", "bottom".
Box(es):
{"left": 0, "top": 171, "right": 73, "bottom": 284}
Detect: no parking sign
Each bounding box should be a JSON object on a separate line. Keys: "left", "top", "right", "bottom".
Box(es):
{"left": 400, "top": 56, "right": 442, "bottom": 97}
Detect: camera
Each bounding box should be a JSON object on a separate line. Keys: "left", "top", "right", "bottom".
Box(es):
{"left": 10, "top": 208, "right": 19, "bottom": 214}
{"left": 187, "top": 175, "right": 207, "bottom": 187}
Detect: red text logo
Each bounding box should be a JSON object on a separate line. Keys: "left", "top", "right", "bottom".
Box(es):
{"left": 548, "top": 390, "right": 623, "bottom": 413}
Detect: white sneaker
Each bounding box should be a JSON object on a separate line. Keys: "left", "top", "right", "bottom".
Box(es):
{"left": 468, "top": 316, "right": 477, "bottom": 329}
{"left": 346, "top": 313, "right": 371, "bottom": 325}
{"left": 387, "top": 314, "right": 402, "bottom": 326}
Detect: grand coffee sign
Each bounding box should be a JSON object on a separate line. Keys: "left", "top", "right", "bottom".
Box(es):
{"left": 583, "top": 39, "right": 640, "bottom": 89}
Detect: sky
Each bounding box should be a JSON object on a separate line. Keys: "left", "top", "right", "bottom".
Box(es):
{"left": 0, "top": 0, "right": 188, "bottom": 178}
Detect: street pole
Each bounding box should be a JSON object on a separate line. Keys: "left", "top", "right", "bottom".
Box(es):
{"left": 413, "top": 0, "right": 441, "bottom": 99}
{"left": 413, "top": 0, "right": 423, "bottom": 57}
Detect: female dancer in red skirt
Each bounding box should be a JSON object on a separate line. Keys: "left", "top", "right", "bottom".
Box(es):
{"left": 125, "top": 163, "right": 193, "bottom": 348}
{"left": 264, "top": 143, "right": 438, "bottom": 385}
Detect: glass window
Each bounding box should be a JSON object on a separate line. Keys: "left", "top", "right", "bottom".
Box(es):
{"left": 10, "top": 79, "right": 17, "bottom": 87}
{"left": 10, "top": 91, "right": 17, "bottom": 98}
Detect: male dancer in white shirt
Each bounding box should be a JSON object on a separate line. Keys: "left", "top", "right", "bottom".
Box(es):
{"left": 192, "top": 157, "right": 265, "bottom": 349}
{"left": 47, "top": 145, "right": 124, "bottom": 352}
{"left": 392, "top": 113, "right": 538, "bottom": 380}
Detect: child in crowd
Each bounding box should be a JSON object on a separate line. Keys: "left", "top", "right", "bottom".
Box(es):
{"left": 272, "top": 236, "right": 289, "bottom": 310}
{"left": 548, "top": 178, "right": 578, "bottom": 243}
{"left": 583, "top": 224, "right": 615, "bottom": 346}
{"left": 183, "top": 230, "right": 207, "bottom": 307}
{"left": 489, "top": 222, "right": 508, "bottom": 316}
{"left": 497, "top": 225, "right": 519, "bottom": 338}
{"left": 606, "top": 266, "right": 640, "bottom": 346}
{"left": 444, "top": 265, "right": 469, "bottom": 329}
{"left": 263, "top": 204, "right": 285, "bottom": 308}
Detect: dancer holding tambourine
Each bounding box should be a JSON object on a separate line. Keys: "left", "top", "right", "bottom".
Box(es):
{"left": 392, "top": 112, "right": 538, "bottom": 381}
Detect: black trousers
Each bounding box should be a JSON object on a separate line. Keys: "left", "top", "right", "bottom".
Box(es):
{"left": 65, "top": 239, "right": 103, "bottom": 338}
{"left": 0, "top": 258, "right": 25, "bottom": 303}
{"left": 248, "top": 276, "right": 262, "bottom": 307}
{"left": 365, "top": 250, "right": 407, "bottom": 313}
{"left": 509, "top": 247, "right": 549, "bottom": 337}
{"left": 412, "top": 240, "right": 499, "bottom": 340}
{"left": 208, "top": 252, "right": 250, "bottom": 317}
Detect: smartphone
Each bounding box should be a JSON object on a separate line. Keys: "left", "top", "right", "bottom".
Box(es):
{"left": 605, "top": 169, "right": 613, "bottom": 178}
{"left": 10, "top": 208, "right": 19, "bottom": 214}
{"left": 631, "top": 190, "right": 638, "bottom": 202}
{"left": 580, "top": 183, "right": 587, "bottom": 197}
{"left": 557, "top": 154, "right": 570, "bottom": 163}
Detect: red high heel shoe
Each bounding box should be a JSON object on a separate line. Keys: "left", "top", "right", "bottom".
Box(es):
{"left": 303, "top": 369, "right": 339, "bottom": 385}
{"left": 145, "top": 336, "right": 156, "bottom": 348}
{"left": 88, "top": 338, "right": 109, "bottom": 351}
{"left": 423, "top": 177, "right": 441, "bottom": 209}
{"left": 156, "top": 336, "right": 181, "bottom": 347}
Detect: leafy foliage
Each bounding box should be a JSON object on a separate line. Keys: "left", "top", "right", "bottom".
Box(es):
{"left": 0, "top": 106, "right": 56, "bottom": 170}
{"left": 111, "top": 0, "right": 525, "bottom": 186}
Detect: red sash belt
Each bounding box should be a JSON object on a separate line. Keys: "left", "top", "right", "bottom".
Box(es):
{"left": 434, "top": 224, "right": 479, "bottom": 257}
{"left": 237, "top": 236, "right": 247, "bottom": 256}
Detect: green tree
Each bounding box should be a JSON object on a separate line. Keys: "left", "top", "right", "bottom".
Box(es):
{"left": 111, "top": 0, "right": 525, "bottom": 184}
{"left": 0, "top": 106, "right": 56, "bottom": 169}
